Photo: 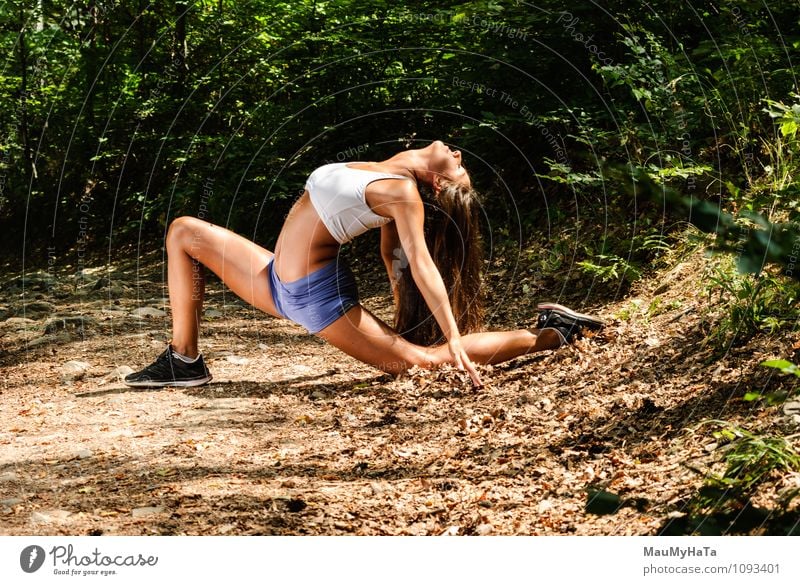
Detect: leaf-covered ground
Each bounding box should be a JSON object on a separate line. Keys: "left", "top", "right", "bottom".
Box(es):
{"left": 1, "top": 249, "right": 799, "bottom": 535}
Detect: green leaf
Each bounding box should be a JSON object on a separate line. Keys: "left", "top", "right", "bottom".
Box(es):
{"left": 760, "top": 359, "right": 800, "bottom": 376}
{"left": 761, "top": 359, "right": 794, "bottom": 369}
{"left": 781, "top": 119, "right": 798, "bottom": 138}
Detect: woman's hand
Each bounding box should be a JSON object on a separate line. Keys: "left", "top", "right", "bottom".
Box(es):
{"left": 448, "top": 337, "right": 482, "bottom": 387}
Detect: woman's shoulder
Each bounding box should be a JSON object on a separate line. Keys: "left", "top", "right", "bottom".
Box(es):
{"left": 369, "top": 181, "right": 423, "bottom": 221}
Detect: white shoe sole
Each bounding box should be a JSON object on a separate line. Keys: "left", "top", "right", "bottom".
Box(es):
{"left": 124, "top": 375, "right": 212, "bottom": 388}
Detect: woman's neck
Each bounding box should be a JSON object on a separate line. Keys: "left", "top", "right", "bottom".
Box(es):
{"left": 381, "top": 150, "right": 432, "bottom": 186}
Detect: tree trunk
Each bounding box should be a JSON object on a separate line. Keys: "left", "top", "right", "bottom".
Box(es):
{"left": 175, "top": 2, "right": 188, "bottom": 96}
{"left": 36, "top": 0, "right": 44, "bottom": 31}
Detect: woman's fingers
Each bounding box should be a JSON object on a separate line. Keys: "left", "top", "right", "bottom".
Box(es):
{"left": 462, "top": 353, "right": 483, "bottom": 387}
{"left": 448, "top": 340, "right": 482, "bottom": 387}
{"left": 455, "top": 347, "right": 482, "bottom": 387}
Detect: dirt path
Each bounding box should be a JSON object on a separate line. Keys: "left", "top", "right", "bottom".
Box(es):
{"left": 1, "top": 251, "right": 798, "bottom": 535}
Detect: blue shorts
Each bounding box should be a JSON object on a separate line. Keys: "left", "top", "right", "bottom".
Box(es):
{"left": 267, "top": 258, "right": 359, "bottom": 334}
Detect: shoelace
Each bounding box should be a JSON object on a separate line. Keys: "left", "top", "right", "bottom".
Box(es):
{"left": 148, "top": 349, "right": 176, "bottom": 376}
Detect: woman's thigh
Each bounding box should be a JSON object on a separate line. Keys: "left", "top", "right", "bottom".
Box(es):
{"left": 316, "top": 305, "right": 434, "bottom": 374}
{"left": 172, "top": 217, "right": 281, "bottom": 317}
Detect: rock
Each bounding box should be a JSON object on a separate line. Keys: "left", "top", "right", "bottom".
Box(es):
{"left": 131, "top": 307, "right": 166, "bottom": 318}
{"left": 100, "top": 309, "right": 128, "bottom": 318}
{"left": 475, "top": 523, "right": 494, "bottom": 535}
{"left": 107, "top": 285, "right": 130, "bottom": 298}
{"left": 205, "top": 308, "right": 223, "bottom": 318}
{"left": 31, "top": 509, "right": 73, "bottom": 523}
{"left": 225, "top": 355, "right": 249, "bottom": 365}
{"left": 0, "top": 472, "right": 18, "bottom": 482}
{"left": 26, "top": 332, "right": 71, "bottom": 348}
{"left": 61, "top": 360, "right": 90, "bottom": 383}
{"left": 43, "top": 315, "right": 94, "bottom": 334}
{"left": 288, "top": 364, "right": 313, "bottom": 376}
{"left": 20, "top": 300, "right": 55, "bottom": 319}
{"left": 5, "top": 272, "right": 54, "bottom": 292}
{"left": 131, "top": 506, "right": 164, "bottom": 518}
{"left": 106, "top": 366, "right": 134, "bottom": 382}
{"left": 3, "top": 317, "right": 37, "bottom": 329}
{"left": 1, "top": 498, "right": 23, "bottom": 506}
{"left": 89, "top": 284, "right": 130, "bottom": 300}
{"left": 75, "top": 449, "right": 93, "bottom": 459}
{"left": 538, "top": 499, "right": 554, "bottom": 513}
{"left": 784, "top": 401, "right": 800, "bottom": 424}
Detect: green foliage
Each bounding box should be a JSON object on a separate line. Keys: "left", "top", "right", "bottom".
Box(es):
{"left": 1, "top": 0, "right": 798, "bottom": 272}
{"left": 742, "top": 359, "right": 800, "bottom": 404}
{"left": 758, "top": 95, "right": 800, "bottom": 195}
{"left": 703, "top": 421, "right": 800, "bottom": 502}
{"left": 576, "top": 226, "right": 672, "bottom": 285}
{"left": 761, "top": 359, "right": 800, "bottom": 378}
{"left": 578, "top": 253, "right": 640, "bottom": 283}
{"left": 670, "top": 416, "right": 800, "bottom": 534}
{"left": 616, "top": 166, "right": 800, "bottom": 282}
{"left": 764, "top": 95, "right": 800, "bottom": 141}
{"left": 701, "top": 258, "right": 799, "bottom": 351}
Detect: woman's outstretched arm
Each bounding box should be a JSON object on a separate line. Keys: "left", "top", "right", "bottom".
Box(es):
{"left": 383, "top": 183, "right": 482, "bottom": 386}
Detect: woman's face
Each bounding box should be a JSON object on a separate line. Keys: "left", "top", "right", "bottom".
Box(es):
{"left": 427, "top": 140, "right": 471, "bottom": 189}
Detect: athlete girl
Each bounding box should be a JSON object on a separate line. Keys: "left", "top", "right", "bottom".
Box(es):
{"left": 124, "top": 140, "right": 603, "bottom": 388}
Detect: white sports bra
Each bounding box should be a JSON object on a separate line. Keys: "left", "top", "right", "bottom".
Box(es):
{"left": 305, "top": 162, "right": 411, "bottom": 244}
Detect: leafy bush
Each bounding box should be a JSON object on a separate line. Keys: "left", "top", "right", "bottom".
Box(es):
{"left": 701, "top": 259, "right": 800, "bottom": 351}
{"left": 701, "top": 422, "right": 800, "bottom": 505}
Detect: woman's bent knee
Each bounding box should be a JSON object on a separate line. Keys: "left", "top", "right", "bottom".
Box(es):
{"left": 167, "top": 216, "right": 208, "bottom": 249}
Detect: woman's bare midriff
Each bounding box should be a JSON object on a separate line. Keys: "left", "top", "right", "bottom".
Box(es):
{"left": 271, "top": 191, "right": 341, "bottom": 282}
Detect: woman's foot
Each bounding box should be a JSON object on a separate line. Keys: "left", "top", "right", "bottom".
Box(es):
{"left": 124, "top": 344, "right": 212, "bottom": 388}
{"left": 536, "top": 302, "right": 605, "bottom": 344}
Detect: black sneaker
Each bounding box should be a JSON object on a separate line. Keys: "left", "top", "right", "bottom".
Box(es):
{"left": 536, "top": 303, "right": 605, "bottom": 344}
{"left": 124, "top": 345, "right": 212, "bottom": 388}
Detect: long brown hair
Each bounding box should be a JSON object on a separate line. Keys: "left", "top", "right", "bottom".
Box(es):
{"left": 394, "top": 181, "right": 485, "bottom": 345}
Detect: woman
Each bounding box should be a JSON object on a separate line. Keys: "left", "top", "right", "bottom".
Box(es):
{"left": 124, "top": 140, "right": 604, "bottom": 388}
